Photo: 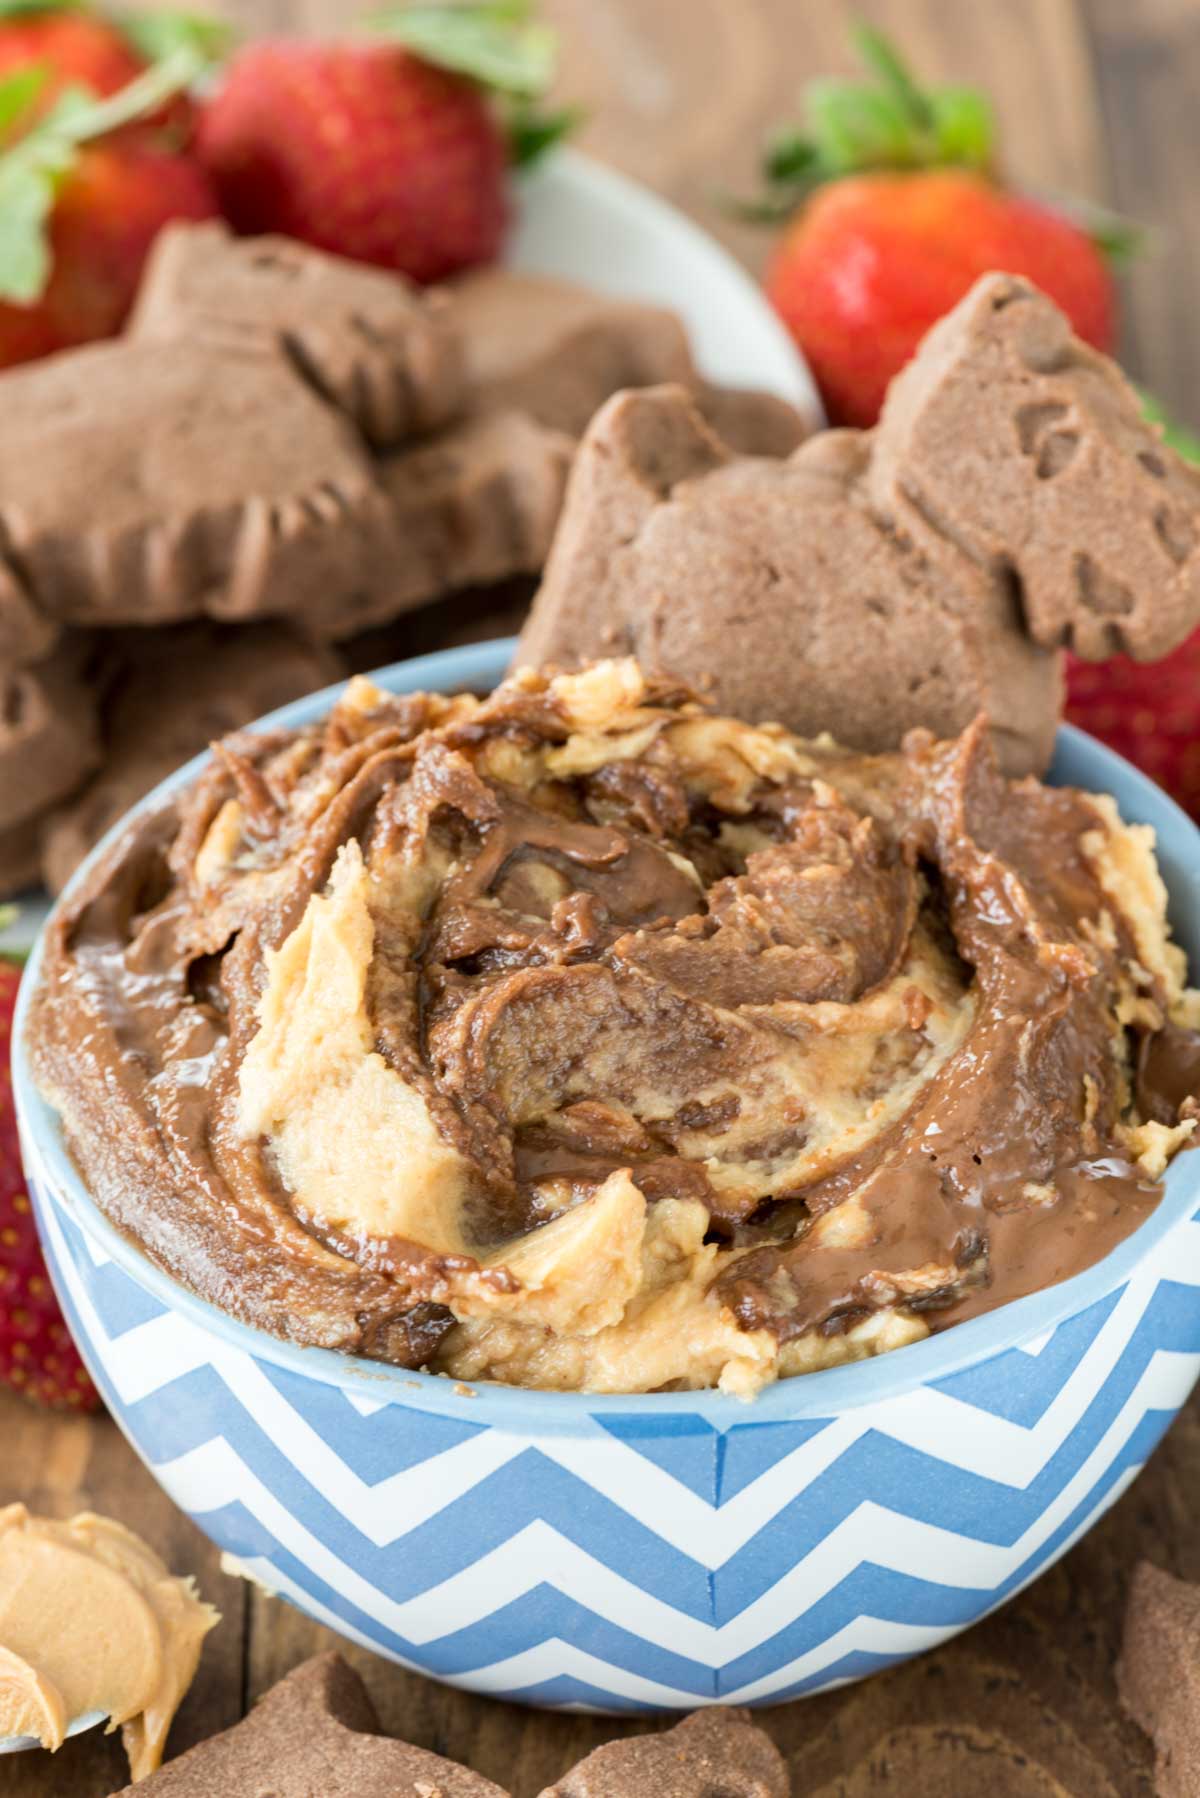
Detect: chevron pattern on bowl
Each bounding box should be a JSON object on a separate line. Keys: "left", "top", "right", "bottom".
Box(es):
{"left": 24, "top": 1129, "right": 1200, "bottom": 1712}
{"left": 16, "top": 640, "right": 1200, "bottom": 1713}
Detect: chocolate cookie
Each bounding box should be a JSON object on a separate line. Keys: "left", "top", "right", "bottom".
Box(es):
{"left": 448, "top": 267, "right": 810, "bottom": 454}
{"left": 0, "top": 337, "right": 394, "bottom": 642}
{"left": 0, "top": 814, "right": 45, "bottom": 896}
{"left": 872, "top": 271, "right": 1200, "bottom": 660}
{"left": 0, "top": 638, "right": 101, "bottom": 837}
{"left": 519, "top": 274, "right": 1200, "bottom": 770}
{"left": 41, "top": 623, "right": 342, "bottom": 894}
{"left": 342, "top": 575, "right": 537, "bottom": 672}
{"left": 107, "top": 1652, "right": 507, "bottom": 1797}
{"left": 695, "top": 378, "right": 813, "bottom": 458}
{"left": 373, "top": 409, "right": 574, "bottom": 625}
{"left": 448, "top": 268, "right": 698, "bottom": 436}
{"left": 131, "top": 221, "right": 466, "bottom": 449}
{"left": 537, "top": 1707, "right": 789, "bottom": 1797}
{"left": 0, "top": 539, "right": 59, "bottom": 669}
{"left": 1117, "top": 1560, "right": 1200, "bottom": 1797}
{"left": 518, "top": 384, "right": 1061, "bottom": 773}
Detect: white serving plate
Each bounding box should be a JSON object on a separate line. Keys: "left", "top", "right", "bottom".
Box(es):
{"left": 0, "top": 148, "right": 818, "bottom": 961}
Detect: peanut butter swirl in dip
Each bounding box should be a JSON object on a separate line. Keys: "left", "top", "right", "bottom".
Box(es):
{"left": 29, "top": 661, "right": 1200, "bottom": 1396}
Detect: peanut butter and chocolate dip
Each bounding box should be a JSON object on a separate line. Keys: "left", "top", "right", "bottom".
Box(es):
{"left": 29, "top": 661, "right": 1200, "bottom": 1396}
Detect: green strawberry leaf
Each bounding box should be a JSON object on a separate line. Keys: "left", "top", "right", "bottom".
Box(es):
{"left": 0, "top": 155, "right": 56, "bottom": 301}
{"left": 117, "top": 7, "right": 233, "bottom": 66}
{"left": 0, "top": 44, "right": 203, "bottom": 305}
{"left": 805, "top": 80, "right": 915, "bottom": 173}
{"left": 0, "top": 62, "right": 47, "bottom": 136}
{"left": 929, "top": 86, "right": 993, "bottom": 168}
{"left": 739, "top": 18, "right": 997, "bottom": 218}
{"left": 365, "top": 1, "right": 557, "bottom": 97}
{"left": 1090, "top": 213, "right": 1144, "bottom": 266}
{"left": 0, "top": 0, "right": 86, "bottom": 17}
{"left": 507, "top": 98, "right": 580, "bottom": 167}
{"left": 764, "top": 132, "right": 821, "bottom": 186}
{"left": 1141, "top": 391, "right": 1200, "bottom": 465}
{"left": 851, "top": 21, "right": 934, "bottom": 133}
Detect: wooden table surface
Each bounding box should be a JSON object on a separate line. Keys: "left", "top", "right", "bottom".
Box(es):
{"left": 8, "top": 2, "right": 1199, "bottom": 1793}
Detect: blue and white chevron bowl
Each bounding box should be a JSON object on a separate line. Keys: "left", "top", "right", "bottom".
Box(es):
{"left": 14, "top": 640, "right": 1200, "bottom": 1713}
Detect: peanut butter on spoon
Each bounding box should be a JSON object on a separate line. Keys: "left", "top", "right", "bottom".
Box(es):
{"left": 0, "top": 1504, "right": 219, "bottom": 1782}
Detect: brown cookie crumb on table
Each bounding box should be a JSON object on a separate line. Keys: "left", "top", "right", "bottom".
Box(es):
{"left": 106, "top": 1652, "right": 509, "bottom": 1797}
{"left": 535, "top": 1706, "right": 789, "bottom": 1797}
{"left": 1117, "top": 1560, "right": 1200, "bottom": 1798}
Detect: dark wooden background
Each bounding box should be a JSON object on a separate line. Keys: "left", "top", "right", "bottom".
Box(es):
{"left": 8, "top": 2, "right": 1199, "bottom": 1793}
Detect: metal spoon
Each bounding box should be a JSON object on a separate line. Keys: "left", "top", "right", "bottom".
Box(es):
{"left": 0, "top": 1708, "right": 107, "bottom": 1753}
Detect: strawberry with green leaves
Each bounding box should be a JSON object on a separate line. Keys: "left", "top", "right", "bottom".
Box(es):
{"left": 196, "top": 0, "right": 572, "bottom": 285}
{"left": 757, "top": 26, "right": 1123, "bottom": 427}
{"left": 0, "top": 956, "right": 99, "bottom": 1410}
{"left": 0, "top": 7, "right": 224, "bottom": 367}
{"left": 0, "top": 0, "right": 224, "bottom": 137}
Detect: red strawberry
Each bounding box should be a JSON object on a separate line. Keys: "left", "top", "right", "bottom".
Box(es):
{"left": 0, "top": 960, "right": 100, "bottom": 1410}
{"left": 195, "top": 4, "right": 567, "bottom": 285}
{"left": 0, "top": 138, "right": 217, "bottom": 365}
{"left": 755, "top": 26, "right": 1120, "bottom": 428}
{"left": 197, "top": 41, "right": 508, "bottom": 285}
{"left": 1066, "top": 631, "right": 1200, "bottom": 820}
{"left": 0, "top": 8, "right": 145, "bottom": 123}
{"left": 0, "top": 4, "right": 223, "bottom": 143}
{"left": 768, "top": 170, "right": 1114, "bottom": 429}
{"left": 0, "top": 43, "right": 220, "bottom": 369}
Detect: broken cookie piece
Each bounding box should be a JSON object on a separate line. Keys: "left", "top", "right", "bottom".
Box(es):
{"left": 536, "top": 1706, "right": 790, "bottom": 1797}
{"left": 518, "top": 384, "right": 1061, "bottom": 772}
{"left": 0, "top": 337, "right": 394, "bottom": 642}
{"left": 131, "top": 220, "right": 466, "bottom": 450}
{"left": 1117, "top": 1560, "right": 1200, "bottom": 1798}
{"left": 41, "top": 623, "right": 342, "bottom": 893}
{"left": 108, "top": 1652, "right": 508, "bottom": 1797}
{"left": 872, "top": 271, "right": 1200, "bottom": 660}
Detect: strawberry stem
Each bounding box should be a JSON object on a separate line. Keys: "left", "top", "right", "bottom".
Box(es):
{"left": 852, "top": 22, "right": 934, "bottom": 133}
{"left": 739, "top": 19, "right": 995, "bottom": 219}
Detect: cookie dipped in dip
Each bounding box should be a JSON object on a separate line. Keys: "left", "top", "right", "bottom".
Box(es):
{"left": 28, "top": 662, "right": 1200, "bottom": 1396}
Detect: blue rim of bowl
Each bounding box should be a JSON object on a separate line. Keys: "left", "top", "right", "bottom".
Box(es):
{"left": 13, "top": 638, "right": 1200, "bottom": 1433}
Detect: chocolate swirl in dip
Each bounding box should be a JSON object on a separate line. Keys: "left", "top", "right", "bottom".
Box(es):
{"left": 29, "top": 662, "right": 1200, "bottom": 1395}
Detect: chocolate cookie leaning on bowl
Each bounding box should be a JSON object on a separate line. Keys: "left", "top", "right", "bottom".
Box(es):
{"left": 517, "top": 273, "right": 1200, "bottom": 776}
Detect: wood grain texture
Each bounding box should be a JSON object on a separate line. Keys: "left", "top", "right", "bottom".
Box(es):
{"left": 7, "top": 2, "right": 1198, "bottom": 1793}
